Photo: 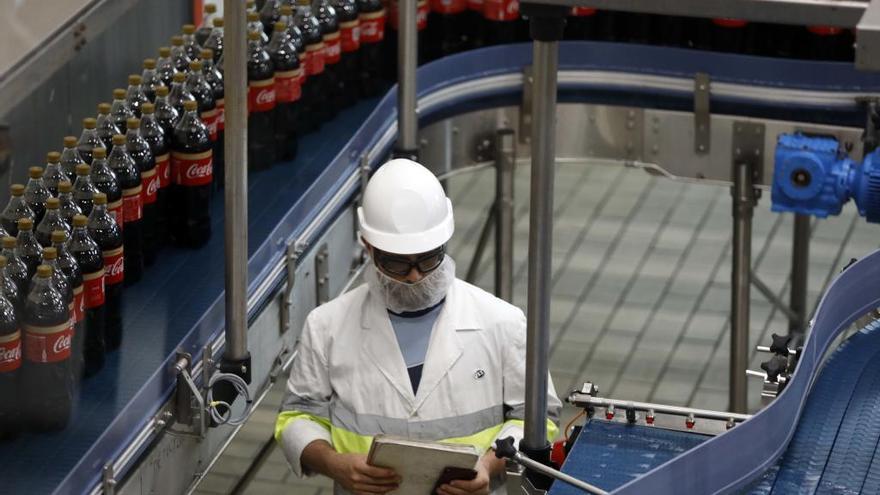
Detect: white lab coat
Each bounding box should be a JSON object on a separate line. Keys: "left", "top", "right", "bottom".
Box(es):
{"left": 277, "top": 278, "right": 562, "bottom": 493}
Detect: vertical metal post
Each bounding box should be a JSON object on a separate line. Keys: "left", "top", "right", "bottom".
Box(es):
{"left": 524, "top": 40, "right": 558, "bottom": 451}
{"left": 395, "top": 0, "right": 418, "bottom": 159}
{"left": 223, "top": 0, "right": 249, "bottom": 366}
{"left": 789, "top": 214, "right": 810, "bottom": 334}
{"left": 495, "top": 129, "right": 516, "bottom": 302}
{"left": 730, "top": 162, "right": 757, "bottom": 413}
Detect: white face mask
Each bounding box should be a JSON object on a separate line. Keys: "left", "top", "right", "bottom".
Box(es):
{"left": 365, "top": 255, "right": 456, "bottom": 314}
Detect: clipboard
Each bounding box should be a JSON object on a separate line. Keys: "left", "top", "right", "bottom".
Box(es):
{"left": 367, "top": 435, "right": 480, "bottom": 493}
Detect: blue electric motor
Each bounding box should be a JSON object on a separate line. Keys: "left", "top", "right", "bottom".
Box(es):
{"left": 772, "top": 133, "right": 880, "bottom": 223}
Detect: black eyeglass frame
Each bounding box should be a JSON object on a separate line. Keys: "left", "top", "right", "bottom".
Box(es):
{"left": 373, "top": 245, "right": 447, "bottom": 277}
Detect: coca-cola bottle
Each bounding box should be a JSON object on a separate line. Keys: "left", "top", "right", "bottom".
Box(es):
{"left": 333, "top": 0, "right": 360, "bottom": 107}
{"left": 37, "top": 250, "right": 72, "bottom": 378}
{"left": 153, "top": 85, "right": 180, "bottom": 144}
{"left": 279, "top": 5, "right": 309, "bottom": 129}
{"left": 96, "top": 103, "right": 120, "bottom": 151}
{"left": 801, "top": 26, "right": 854, "bottom": 61}
{"left": 564, "top": 7, "right": 600, "bottom": 41}
{"left": 385, "top": 0, "right": 429, "bottom": 76}
{"left": 89, "top": 147, "right": 123, "bottom": 231}
{"left": 1, "top": 237, "right": 28, "bottom": 305}
{"left": 171, "top": 100, "right": 213, "bottom": 247}
{"left": 22, "top": 264, "right": 73, "bottom": 431}
{"left": 57, "top": 181, "right": 82, "bottom": 227}
{"left": 108, "top": 135, "right": 143, "bottom": 285}
{"left": 156, "top": 46, "right": 177, "bottom": 88}
{"left": 481, "top": 0, "right": 524, "bottom": 46}
{"left": 87, "top": 193, "right": 123, "bottom": 350}
{"left": 260, "top": 0, "right": 282, "bottom": 33}
{"left": 73, "top": 164, "right": 98, "bottom": 216}
{"left": 201, "top": 49, "right": 225, "bottom": 188}
{"left": 44, "top": 151, "right": 63, "bottom": 196}
{"left": 24, "top": 167, "right": 51, "bottom": 225}
{"left": 182, "top": 24, "right": 202, "bottom": 60}
{"left": 169, "top": 72, "right": 196, "bottom": 115}
{"left": 204, "top": 18, "right": 225, "bottom": 63}
{"left": 61, "top": 136, "right": 86, "bottom": 182}
{"left": 68, "top": 215, "right": 105, "bottom": 376}
{"left": 357, "top": 0, "right": 386, "bottom": 96}
{"left": 16, "top": 218, "right": 43, "bottom": 279}
{"left": 186, "top": 61, "right": 220, "bottom": 150}
{"left": 464, "top": 0, "right": 483, "bottom": 47}
{"left": 126, "top": 75, "right": 149, "bottom": 117}
{"left": 1, "top": 184, "right": 34, "bottom": 236}
{"left": 197, "top": 3, "right": 220, "bottom": 46}
{"left": 0, "top": 255, "right": 20, "bottom": 314}
{"left": 77, "top": 117, "right": 103, "bottom": 164}
{"left": 249, "top": 11, "right": 270, "bottom": 44}
{"left": 316, "top": 0, "right": 343, "bottom": 119}
{"left": 141, "top": 58, "right": 160, "bottom": 102}
{"left": 295, "top": 0, "right": 327, "bottom": 130}
{"left": 170, "top": 35, "right": 192, "bottom": 72}
{"left": 247, "top": 30, "right": 278, "bottom": 170}
{"left": 426, "top": 0, "right": 468, "bottom": 59}
{"left": 0, "top": 256, "right": 20, "bottom": 440}
{"left": 139, "top": 103, "right": 170, "bottom": 247}
{"left": 705, "top": 18, "right": 755, "bottom": 54}
{"left": 51, "top": 231, "right": 84, "bottom": 380}
{"left": 36, "top": 198, "right": 70, "bottom": 247}
{"left": 126, "top": 118, "right": 158, "bottom": 265}
{"left": 267, "top": 21, "right": 303, "bottom": 161}
{"left": 110, "top": 88, "right": 135, "bottom": 131}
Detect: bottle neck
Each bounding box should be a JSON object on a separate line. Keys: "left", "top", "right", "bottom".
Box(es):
{"left": 17, "top": 229, "right": 36, "bottom": 244}
{"left": 91, "top": 203, "right": 108, "bottom": 217}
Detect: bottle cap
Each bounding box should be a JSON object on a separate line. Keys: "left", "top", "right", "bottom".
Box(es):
{"left": 112, "top": 134, "right": 126, "bottom": 146}
{"left": 201, "top": 48, "right": 214, "bottom": 60}
{"left": 51, "top": 230, "right": 67, "bottom": 243}
{"left": 113, "top": 88, "right": 126, "bottom": 99}
{"left": 58, "top": 181, "right": 72, "bottom": 193}
{"left": 0, "top": 256, "right": 7, "bottom": 268}
{"left": 248, "top": 30, "right": 261, "bottom": 41}
{"left": 36, "top": 265, "right": 51, "bottom": 278}
{"left": 275, "top": 21, "right": 287, "bottom": 31}
{"left": 189, "top": 60, "right": 203, "bottom": 71}
{"left": 171, "top": 35, "right": 184, "bottom": 46}
{"left": 46, "top": 151, "right": 61, "bottom": 163}
{"left": 97, "top": 103, "right": 111, "bottom": 114}
{"left": 280, "top": 5, "right": 293, "bottom": 15}
{"left": 143, "top": 58, "right": 157, "bottom": 69}
{"left": 127, "top": 117, "right": 140, "bottom": 129}
{"left": 1, "top": 237, "right": 15, "bottom": 249}
{"left": 156, "top": 85, "right": 169, "bottom": 97}
{"left": 64, "top": 136, "right": 77, "bottom": 147}
{"left": 18, "top": 218, "right": 33, "bottom": 230}
{"left": 129, "top": 74, "right": 142, "bottom": 85}
{"left": 73, "top": 215, "right": 87, "bottom": 227}
{"left": 247, "top": 0, "right": 255, "bottom": 7}
{"left": 93, "top": 192, "right": 107, "bottom": 205}
{"left": 83, "top": 117, "right": 97, "bottom": 129}
{"left": 159, "top": 46, "right": 171, "bottom": 57}
{"left": 75, "top": 164, "right": 90, "bottom": 176}
{"left": 29, "top": 166, "right": 44, "bottom": 179}
{"left": 205, "top": 3, "right": 217, "bottom": 13}
{"left": 141, "top": 102, "right": 155, "bottom": 114}
{"left": 183, "top": 100, "right": 198, "bottom": 111}
{"left": 247, "top": 12, "right": 259, "bottom": 22}
{"left": 46, "top": 197, "right": 60, "bottom": 209}
{"left": 9, "top": 184, "right": 24, "bottom": 196}
{"left": 42, "top": 247, "right": 57, "bottom": 260}
{"left": 173, "top": 72, "right": 186, "bottom": 83}
{"left": 93, "top": 148, "right": 107, "bottom": 159}
{"left": 213, "top": 18, "right": 224, "bottom": 27}
{"left": 183, "top": 24, "right": 196, "bottom": 35}
{"left": 297, "top": 0, "right": 309, "bottom": 6}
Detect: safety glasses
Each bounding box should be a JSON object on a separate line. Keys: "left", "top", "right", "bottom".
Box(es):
{"left": 374, "top": 246, "right": 446, "bottom": 277}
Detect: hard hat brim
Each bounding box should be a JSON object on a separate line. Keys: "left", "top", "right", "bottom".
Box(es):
{"left": 358, "top": 198, "right": 455, "bottom": 255}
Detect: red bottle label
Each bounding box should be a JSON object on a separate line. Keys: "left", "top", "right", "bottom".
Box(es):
{"left": 275, "top": 69, "right": 304, "bottom": 103}
{"left": 109, "top": 199, "right": 124, "bottom": 233}
{"left": 217, "top": 98, "right": 226, "bottom": 132}
{"left": 359, "top": 10, "right": 386, "bottom": 44}
{"left": 323, "top": 31, "right": 342, "bottom": 65}
{"left": 305, "top": 43, "right": 326, "bottom": 76}
{"left": 248, "top": 78, "right": 276, "bottom": 113}
{"left": 341, "top": 20, "right": 361, "bottom": 52}
{"left": 83, "top": 269, "right": 105, "bottom": 308}
{"left": 25, "top": 321, "right": 73, "bottom": 364}
{"left": 390, "top": 0, "right": 429, "bottom": 30}
{"left": 201, "top": 108, "right": 220, "bottom": 142}
{"left": 467, "top": 0, "right": 482, "bottom": 12}
{"left": 431, "top": 0, "right": 466, "bottom": 15}
{"left": 808, "top": 26, "right": 842, "bottom": 36}
{"left": 123, "top": 186, "right": 143, "bottom": 223}
{"left": 171, "top": 150, "right": 213, "bottom": 187}
{"left": 0, "top": 331, "right": 22, "bottom": 373}
{"left": 712, "top": 18, "right": 747, "bottom": 28}
{"left": 141, "top": 168, "right": 159, "bottom": 205}
{"left": 156, "top": 152, "right": 171, "bottom": 189}
{"left": 103, "top": 246, "right": 124, "bottom": 286}
{"left": 571, "top": 7, "right": 596, "bottom": 16}
{"left": 483, "top": 0, "right": 519, "bottom": 21}
{"left": 72, "top": 285, "right": 84, "bottom": 323}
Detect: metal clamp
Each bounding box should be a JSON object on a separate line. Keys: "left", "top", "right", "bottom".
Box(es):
{"left": 520, "top": 65, "right": 533, "bottom": 145}
{"left": 280, "top": 242, "right": 301, "bottom": 335}
{"left": 172, "top": 352, "right": 207, "bottom": 438}
{"left": 315, "top": 244, "right": 330, "bottom": 305}
{"left": 694, "top": 72, "right": 711, "bottom": 154}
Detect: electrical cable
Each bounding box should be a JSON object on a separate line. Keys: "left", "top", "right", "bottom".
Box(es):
{"left": 206, "top": 372, "right": 253, "bottom": 426}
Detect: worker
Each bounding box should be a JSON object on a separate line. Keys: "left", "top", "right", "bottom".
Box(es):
{"left": 275, "top": 158, "right": 562, "bottom": 494}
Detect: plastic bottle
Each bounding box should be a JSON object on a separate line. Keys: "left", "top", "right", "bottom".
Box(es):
{"left": 139, "top": 103, "right": 170, "bottom": 248}
{"left": 36, "top": 198, "right": 70, "bottom": 248}
{"left": 126, "top": 117, "right": 158, "bottom": 265}
{"left": 356, "top": 0, "right": 386, "bottom": 96}
{"left": 1, "top": 184, "right": 34, "bottom": 237}
{"left": 141, "top": 58, "right": 160, "bottom": 102}
{"left": 0, "top": 237, "right": 28, "bottom": 307}
{"left": 56, "top": 181, "right": 82, "bottom": 227}
{"left": 15, "top": 218, "right": 43, "bottom": 282}
{"left": 182, "top": 24, "right": 202, "bottom": 61}
{"left": 267, "top": 21, "right": 303, "bottom": 161}
{"left": 77, "top": 117, "right": 103, "bottom": 165}
{"left": 72, "top": 164, "right": 98, "bottom": 217}
{"left": 24, "top": 167, "right": 51, "bottom": 225}
{"left": 108, "top": 135, "right": 144, "bottom": 285}
{"left": 156, "top": 46, "right": 177, "bottom": 88}
{"left": 171, "top": 100, "right": 213, "bottom": 247}
{"left": 170, "top": 35, "right": 193, "bottom": 72}
{"left": 334, "top": 0, "right": 360, "bottom": 107}
{"left": 87, "top": 193, "right": 123, "bottom": 350}
{"left": 51, "top": 231, "right": 84, "bottom": 380}
{"left": 0, "top": 256, "right": 21, "bottom": 440}
{"left": 89, "top": 148, "right": 123, "bottom": 232}
{"left": 197, "top": 4, "right": 220, "bottom": 46}
{"left": 201, "top": 49, "right": 225, "bottom": 188}
{"left": 110, "top": 88, "right": 135, "bottom": 132}
{"left": 426, "top": 0, "right": 468, "bottom": 59}
{"left": 68, "top": 215, "right": 105, "bottom": 376}
{"left": 247, "top": 30, "right": 278, "bottom": 171}
{"left": 126, "top": 75, "right": 149, "bottom": 117}
{"left": 315, "top": 0, "right": 342, "bottom": 119}
{"left": 153, "top": 85, "right": 180, "bottom": 145}
{"left": 43, "top": 151, "right": 64, "bottom": 196}
{"left": 96, "top": 103, "right": 120, "bottom": 151}
{"left": 168, "top": 72, "right": 196, "bottom": 115}
{"left": 204, "top": 18, "right": 225, "bottom": 63}
{"left": 61, "top": 136, "right": 86, "bottom": 182}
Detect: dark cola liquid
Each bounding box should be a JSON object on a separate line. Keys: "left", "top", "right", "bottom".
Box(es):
{"left": 426, "top": 0, "right": 469, "bottom": 59}
{"left": 479, "top": 0, "right": 526, "bottom": 47}
{"left": 564, "top": 9, "right": 601, "bottom": 41}
{"left": 16, "top": 229, "right": 43, "bottom": 280}
{"left": 90, "top": 159, "right": 123, "bottom": 231}
{"left": 316, "top": 0, "right": 342, "bottom": 119}
{"left": 1, "top": 246, "right": 28, "bottom": 309}
{"left": 203, "top": 58, "right": 225, "bottom": 191}
{"left": 88, "top": 209, "right": 124, "bottom": 350}
{"left": 0, "top": 291, "right": 20, "bottom": 440}
{"left": 297, "top": 8, "right": 330, "bottom": 131}
{"left": 247, "top": 38, "right": 278, "bottom": 171}
{"left": 108, "top": 147, "right": 144, "bottom": 286}
{"left": 334, "top": 0, "right": 359, "bottom": 107}
{"left": 356, "top": 0, "right": 386, "bottom": 96}
{"left": 127, "top": 131, "right": 158, "bottom": 266}
{"left": 171, "top": 111, "right": 213, "bottom": 248}
{"left": 22, "top": 274, "right": 73, "bottom": 432}
{"left": 68, "top": 226, "right": 105, "bottom": 377}
{"left": 140, "top": 113, "right": 171, "bottom": 248}
{"left": 268, "top": 29, "right": 302, "bottom": 161}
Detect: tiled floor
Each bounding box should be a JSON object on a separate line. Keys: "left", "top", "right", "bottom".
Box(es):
{"left": 195, "top": 159, "right": 878, "bottom": 495}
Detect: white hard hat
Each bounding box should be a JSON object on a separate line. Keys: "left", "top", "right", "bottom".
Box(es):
{"left": 358, "top": 159, "right": 454, "bottom": 255}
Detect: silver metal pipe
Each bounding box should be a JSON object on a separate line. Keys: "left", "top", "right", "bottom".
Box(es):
{"left": 223, "top": 0, "right": 249, "bottom": 361}
{"left": 790, "top": 214, "right": 810, "bottom": 334}
{"left": 495, "top": 129, "right": 516, "bottom": 302}
{"left": 730, "top": 162, "right": 757, "bottom": 413}
{"left": 567, "top": 393, "right": 752, "bottom": 422}
{"left": 511, "top": 452, "right": 609, "bottom": 495}
{"left": 397, "top": 0, "right": 418, "bottom": 152}
{"left": 524, "top": 40, "right": 559, "bottom": 450}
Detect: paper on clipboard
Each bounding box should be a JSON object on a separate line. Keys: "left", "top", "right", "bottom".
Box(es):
{"left": 366, "top": 435, "right": 480, "bottom": 493}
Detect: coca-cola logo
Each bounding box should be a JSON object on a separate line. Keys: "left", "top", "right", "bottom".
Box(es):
{"left": 506, "top": 0, "right": 518, "bottom": 14}
{"left": 108, "top": 256, "right": 124, "bottom": 278}
{"left": 53, "top": 332, "right": 72, "bottom": 354}
{"left": 328, "top": 43, "right": 341, "bottom": 57}
{"left": 0, "top": 344, "right": 20, "bottom": 363}
{"left": 352, "top": 27, "right": 361, "bottom": 42}
{"left": 417, "top": 9, "right": 428, "bottom": 23}
{"left": 255, "top": 89, "right": 275, "bottom": 106}
{"left": 147, "top": 176, "right": 159, "bottom": 196}
{"left": 362, "top": 22, "right": 379, "bottom": 37}
{"left": 186, "top": 163, "right": 212, "bottom": 180}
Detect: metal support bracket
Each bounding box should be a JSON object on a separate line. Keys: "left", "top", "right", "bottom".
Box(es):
{"left": 520, "top": 65, "right": 534, "bottom": 145}
{"left": 172, "top": 351, "right": 206, "bottom": 438}
{"left": 315, "top": 244, "right": 330, "bottom": 305}
{"left": 694, "top": 72, "right": 711, "bottom": 154}
{"left": 102, "top": 463, "right": 117, "bottom": 495}
{"left": 280, "top": 242, "right": 300, "bottom": 335}
{"left": 732, "top": 121, "right": 765, "bottom": 180}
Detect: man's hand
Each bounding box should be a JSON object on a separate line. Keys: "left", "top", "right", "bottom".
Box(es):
{"left": 328, "top": 453, "right": 401, "bottom": 495}
{"left": 436, "top": 450, "right": 504, "bottom": 495}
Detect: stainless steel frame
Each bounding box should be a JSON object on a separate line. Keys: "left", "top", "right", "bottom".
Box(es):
{"left": 396, "top": 0, "right": 418, "bottom": 154}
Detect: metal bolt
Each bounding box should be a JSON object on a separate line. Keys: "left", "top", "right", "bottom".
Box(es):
{"left": 735, "top": 147, "right": 742, "bottom": 156}
{"left": 626, "top": 121, "right": 635, "bottom": 130}
{"left": 627, "top": 110, "right": 636, "bottom": 118}
{"left": 698, "top": 144, "right": 706, "bottom": 152}
{"left": 452, "top": 127, "right": 459, "bottom": 135}
{"left": 652, "top": 144, "right": 659, "bottom": 154}
{"left": 420, "top": 138, "right": 428, "bottom": 147}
